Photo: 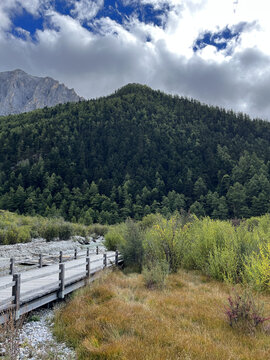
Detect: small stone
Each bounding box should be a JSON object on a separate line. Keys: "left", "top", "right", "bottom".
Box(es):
{"left": 0, "top": 348, "right": 6, "bottom": 357}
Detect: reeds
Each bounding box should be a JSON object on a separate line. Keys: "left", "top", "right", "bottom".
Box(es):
{"left": 54, "top": 270, "right": 270, "bottom": 360}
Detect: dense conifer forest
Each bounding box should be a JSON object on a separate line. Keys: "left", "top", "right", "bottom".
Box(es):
{"left": 0, "top": 83, "right": 269, "bottom": 224}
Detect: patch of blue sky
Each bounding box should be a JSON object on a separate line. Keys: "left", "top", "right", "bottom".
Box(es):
{"left": 85, "top": 0, "right": 170, "bottom": 37}
{"left": 55, "top": 0, "right": 73, "bottom": 16}
{"left": 193, "top": 23, "right": 247, "bottom": 53}
{"left": 9, "top": 0, "right": 170, "bottom": 40}
{"left": 85, "top": 0, "right": 169, "bottom": 30}
{"left": 10, "top": 9, "right": 44, "bottom": 40}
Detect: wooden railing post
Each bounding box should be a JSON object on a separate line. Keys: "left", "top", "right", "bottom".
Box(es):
{"left": 74, "top": 248, "right": 77, "bottom": 259}
{"left": 59, "top": 263, "right": 65, "bottom": 299}
{"left": 103, "top": 253, "right": 107, "bottom": 268}
{"left": 86, "top": 257, "right": 90, "bottom": 278}
{"left": 96, "top": 246, "right": 99, "bottom": 255}
{"left": 12, "top": 273, "right": 21, "bottom": 320}
{"left": 115, "top": 250, "right": 119, "bottom": 266}
{"left": 9, "top": 258, "right": 14, "bottom": 275}
{"left": 39, "top": 254, "right": 43, "bottom": 268}
{"left": 87, "top": 248, "right": 90, "bottom": 257}
{"left": 59, "top": 251, "right": 63, "bottom": 263}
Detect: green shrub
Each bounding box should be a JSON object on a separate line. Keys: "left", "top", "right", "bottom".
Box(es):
{"left": 40, "top": 222, "right": 60, "bottom": 241}
{"left": 6, "top": 227, "right": 31, "bottom": 244}
{"left": 120, "top": 219, "right": 144, "bottom": 272}
{"left": 89, "top": 224, "right": 109, "bottom": 237}
{"left": 207, "top": 243, "right": 240, "bottom": 283}
{"left": 58, "top": 222, "right": 74, "bottom": 240}
{"left": 244, "top": 242, "right": 270, "bottom": 291}
{"left": 27, "top": 315, "right": 41, "bottom": 322}
{"left": 0, "top": 229, "right": 7, "bottom": 245}
{"left": 0, "top": 210, "right": 98, "bottom": 244}
{"left": 104, "top": 229, "right": 125, "bottom": 251}
{"left": 142, "top": 260, "right": 169, "bottom": 289}
{"left": 30, "top": 226, "right": 41, "bottom": 239}
{"left": 140, "top": 213, "right": 164, "bottom": 230}
{"left": 72, "top": 224, "right": 89, "bottom": 238}
{"left": 143, "top": 215, "right": 187, "bottom": 273}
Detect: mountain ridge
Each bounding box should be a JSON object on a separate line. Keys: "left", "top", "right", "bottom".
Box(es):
{"left": 0, "top": 69, "right": 83, "bottom": 116}
{"left": 0, "top": 83, "right": 269, "bottom": 223}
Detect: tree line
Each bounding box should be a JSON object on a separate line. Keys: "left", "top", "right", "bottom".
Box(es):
{"left": 0, "top": 83, "right": 269, "bottom": 223}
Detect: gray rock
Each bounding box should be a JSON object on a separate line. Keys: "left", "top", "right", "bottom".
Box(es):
{"left": 71, "top": 235, "right": 90, "bottom": 245}
{"left": 0, "top": 69, "right": 84, "bottom": 116}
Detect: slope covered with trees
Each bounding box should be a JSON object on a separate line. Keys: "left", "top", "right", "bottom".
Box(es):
{"left": 0, "top": 83, "right": 269, "bottom": 223}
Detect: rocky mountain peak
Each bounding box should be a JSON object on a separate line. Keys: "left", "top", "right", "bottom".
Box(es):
{"left": 0, "top": 69, "right": 84, "bottom": 116}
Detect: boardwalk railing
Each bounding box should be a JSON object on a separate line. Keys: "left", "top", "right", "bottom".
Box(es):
{"left": 8, "top": 245, "right": 102, "bottom": 275}
{"left": 0, "top": 248, "right": 122, "bottom": 324}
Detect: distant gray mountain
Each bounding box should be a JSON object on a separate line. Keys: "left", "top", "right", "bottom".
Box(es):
{"left": 0, "top": 69, "right": 83, "bottom": 116}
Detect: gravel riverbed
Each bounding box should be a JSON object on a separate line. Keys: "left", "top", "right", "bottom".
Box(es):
{"left": 0, "top": 307, "right": 77, "bottom": 359}
{"left": 0, "top": 236, "right": 105, "bottom": 275}
{"left": 0, "top": 236, "right": 106, "bottom": 359}
{"left": 18, "top": 308, "right": 76, "bottom": 360}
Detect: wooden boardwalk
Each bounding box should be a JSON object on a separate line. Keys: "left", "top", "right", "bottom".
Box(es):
{"left": 0, "top": 249, "right": 121, "bottom": 324}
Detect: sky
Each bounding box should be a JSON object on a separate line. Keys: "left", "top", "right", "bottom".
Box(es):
{"left": 0, "top": 0, "right": 270, "bottom": 120}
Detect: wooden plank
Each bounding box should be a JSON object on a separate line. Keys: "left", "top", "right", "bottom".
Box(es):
{"left": 0, "top": 302, "right": 15, "bottom": 313}
{"left": 39, "top": 254, "right": 43, "bottom": 268}
{"left": 0, "top": 250, "right": 120, "bottom": 324}
{"left": 19, "top": 292, "right": 59, "bottom": 316}
{"left": 21, "top": 269, "right": 61, "bottom": 283}
{"left": 21, "top": 282, "right": 60, "bottom": 302}
{"left": 86, "top": 257, "right": 90, "bottom": 278}
{"left": 0, "top": 281, "right": 15, "bottom": 291}
{"left": 65, "top": 262, "right": 85, "bottom": 271}
{"left": 12, "top": 273, "right": 21, "bottom": 320}
{"left": 9, "top": 258, "right": 14, "bottom": 275}
{"left": 66, "top": 271, "right": 86, "bottom": 285}
{"left": 0, "top": 296, "right": 14, "bottom": 307}
{"left": 59, "top": 263, "right": 65, "bottom": 299}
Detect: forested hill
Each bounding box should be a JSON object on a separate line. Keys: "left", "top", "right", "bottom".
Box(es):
{"left": 0, "top": 83, "right": 270, "bottom": 224}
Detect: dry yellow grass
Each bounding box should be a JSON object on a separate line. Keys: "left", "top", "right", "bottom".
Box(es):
{"left": 54, "top": 270, "right": 270, "bottom": 360}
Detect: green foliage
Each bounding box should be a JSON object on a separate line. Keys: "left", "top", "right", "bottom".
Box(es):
{"left": 0, "top": 210, "right": 91, "bottom": 244}
{"left": 182, "top": 218, "right": 242, "bottom": 282}
{"left": 104, "top": 225, "right": 125, "bottom": 251}
{"left": 144, "top": 215, "right": 187, "bottom": 273}
{"left": 142, "top": 259, "right": 169, "bottom": 289}
{"left": 244, "top": 242, "right": 270, "bottom": 291}
{"left": 6, "top": 227, "right": 31, "bottom": 244}
{"left": 57, "top": 222, "right": 74, "bottom": 240}
{"left": 0, "top": 211, "right": 32, "bottom": 244}
{"left": 40, "top": 222, "right": 60, "bottom": 242}
{"left": 89, "top": 224, "right": 109, "bottom": 237}
{"left": 0, "top": 85, "right": 270, "bottom": 223}
{"left": 207, "top": 242, "right": 240, "bottom": 283}
{"left": 27, "top": 315, "right": 41, "bottom": 322}
{"left": 108, "top": 212, "right": 270, "bottom": 293}
{"left": 139, "top": 213, "right": 163, "bottom": 230}
{"left": 119, "top": 219, "right": 144, "bottom": 272}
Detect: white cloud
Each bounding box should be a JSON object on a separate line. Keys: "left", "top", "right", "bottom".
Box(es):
{"left": 69, "top": 0, "right": 104, "bottom": 22}
{"left": 0, "top": 0, "right": 270, "bottom": 120}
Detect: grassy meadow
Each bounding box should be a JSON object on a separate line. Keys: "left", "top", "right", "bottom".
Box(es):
{"left": 53, "top": 212, "right": 270, "bottom": 359}
{"left": 54, "top": 270, "right": 270, "bottom": 360}
{"left": 1, "top": 209, "right": 270, "bottom": 358}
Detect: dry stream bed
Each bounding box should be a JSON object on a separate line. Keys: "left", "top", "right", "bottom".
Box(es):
{"left": 0, "top": 236, "right": 105, "bottom": 359}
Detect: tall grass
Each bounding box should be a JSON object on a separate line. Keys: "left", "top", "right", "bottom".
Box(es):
{"left": 54, "top": 270, "right": 270, "bottom": 360}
